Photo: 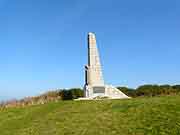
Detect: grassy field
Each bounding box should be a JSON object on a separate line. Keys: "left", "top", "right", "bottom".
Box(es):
{"left": 0, "top": 96, "right": 180, "bottom": 135}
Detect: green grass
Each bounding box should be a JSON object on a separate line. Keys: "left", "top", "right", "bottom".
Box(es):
{"left": 0, "top": 96, "right": 180, "bottom": 135}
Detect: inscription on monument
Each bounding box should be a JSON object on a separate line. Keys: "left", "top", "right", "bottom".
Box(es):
{"left": 93, "top": 87, "right": 105, "bottom": 94}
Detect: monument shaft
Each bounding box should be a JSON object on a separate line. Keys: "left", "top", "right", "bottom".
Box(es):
{"left": 86, "top": 33, "right": 104, "bottom": 86}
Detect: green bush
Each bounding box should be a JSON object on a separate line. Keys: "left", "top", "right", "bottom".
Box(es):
{"left": 59, "top": 88, "right": 83, "bottom": 100}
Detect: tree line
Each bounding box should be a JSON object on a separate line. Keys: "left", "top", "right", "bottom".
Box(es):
{"left": 118, "top": 84, "right": 180, "bottom": 97}
{"left": 1, "top": 84, "right": 180, "bottom": 108}
{"left": 0, "top": 88, "right": 83, "bottom": 108}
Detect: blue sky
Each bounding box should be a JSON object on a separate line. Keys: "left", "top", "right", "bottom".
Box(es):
{"left": 0, "top": 0, "right": 180, "bottom": 100}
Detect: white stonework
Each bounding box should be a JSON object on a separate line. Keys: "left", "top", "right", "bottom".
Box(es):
{"left": 82, "top": 32, "right": 130, "bottom": 99}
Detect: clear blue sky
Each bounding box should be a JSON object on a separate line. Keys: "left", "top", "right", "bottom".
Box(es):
{"left": 0, "top": 0, "right": 180, "bottom": 100}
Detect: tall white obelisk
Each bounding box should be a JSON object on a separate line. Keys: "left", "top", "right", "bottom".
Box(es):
{"left": 86, "top": 32, "right": 104, "bottom": 86}
{"left": 84, "top": 32, "right": 129, "bottom": 99}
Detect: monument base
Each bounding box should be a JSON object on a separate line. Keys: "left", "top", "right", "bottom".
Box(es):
{"left": 83, "top": 85, "right": 130, "bottom": 99}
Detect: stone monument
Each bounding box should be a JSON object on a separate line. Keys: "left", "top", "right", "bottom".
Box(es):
{"left": 83, "top": 32, "right": 129, "bottom": 99}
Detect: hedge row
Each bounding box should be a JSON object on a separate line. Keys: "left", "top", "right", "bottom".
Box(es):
{"left": 118, "top": 85, "right": 180, "bottom": 97}
{"left": 1, "top": 85, "right": 180, "bottom": 108}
